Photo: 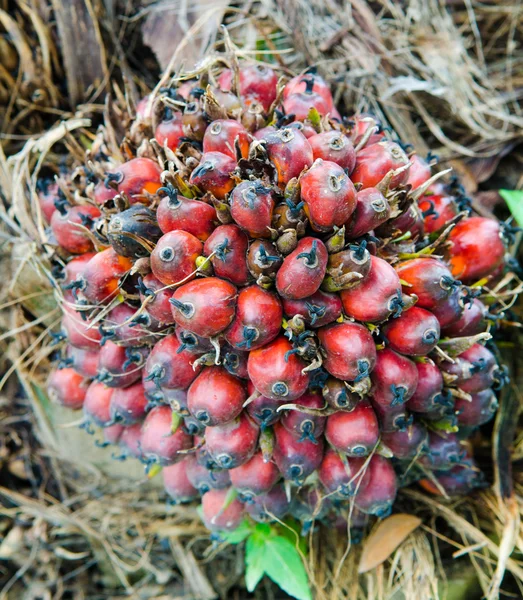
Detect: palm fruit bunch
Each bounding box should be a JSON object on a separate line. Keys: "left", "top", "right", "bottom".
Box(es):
{"left": 42, "top": 61, "right": 512, "bottom": 537}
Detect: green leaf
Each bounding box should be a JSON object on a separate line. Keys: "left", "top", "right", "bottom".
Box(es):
{"left": 221, "top": 519, "right": 252, "bottom": 545}
{"left": 276, "top": 518, "right": 308, "bottom": 556}
{"left": 500, "top": 189, "right": 523, "bottom": 227}
{"left": 245, "top": 533, "right": 266, "bottom": 592}
{"left": 252, "top": 523, "right": 272, "bottom": 541}
{"left": 263, "top": 536, "right": 312, "bottom": 600}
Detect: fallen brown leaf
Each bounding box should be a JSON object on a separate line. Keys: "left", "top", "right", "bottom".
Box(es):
{"left": 358, "top": 514, "right": 422, "bottom": 573}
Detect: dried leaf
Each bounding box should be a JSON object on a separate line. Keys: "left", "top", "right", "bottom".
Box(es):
{"left": 358, "top": 514, "right": 422, "bottom": 573}
{"left": 50, "top": 0, "right": 107, "bottom": 105}
{"left": 141, "top": 0, "right": 228, "bottom": 71}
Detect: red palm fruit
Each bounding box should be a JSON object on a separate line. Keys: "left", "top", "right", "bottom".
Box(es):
{"left": 189, "top": 152, "right": 236, "bottom": 200}
{"left": 396, "top": 257, "right": 458, "bottom": 311}
{"left": 202, "top": 488, "right": 245, "bottom": 532}
{"left": 185, "top": 455, "right": 231, "bottom": 493}
{"left": 381, "top": 422, "right": 428, "bottom": 459}
{"left": 248, "top": 336, "right": 309, "bottom": 402}
{"left": 254, "top": 125, "right": 277, "bottom": 140}
{"left": 283, "top": 87, "right": 332, "bottom": 120}
{"left": 177, "top": 81, "right": 199, "bottom": 99}
{"left": 83, "top": 381, "right": 113, "bottom": 426}
{"left": 419, "top": 460, "right": 482, "bottom": 497}
{"left": 51, "top": 204, "right": 101, "bottom": 254}
{"left": 300, "top": 160, "right": 357, "bottom": 232}
{"left": 163, "top": 460, "right": 199, "bottom": 504}
{"left": 281, "top": 391, "right": 326, "bottom": 443}
{"left": 65, "top": 346, "right": 99, "bottom": 378}
{"left": 202, "top": 119, "right": 251, "bottom": 159}
{"left": 37, "top": 179, "right": 59, "bottom": 223}
{"left": 371, "top": 348, "right": 419, "bottom": 408}
{"left": 242, "top": 101, "right": 266, "bottom": 132}
{"left": 135, "top": 95, "right": 151, "bottom": 119}
{"left": 325, "top": 244, "right": 372, "bottom": 291}
{"left": 288, "top": 121, "right": 317, "bottom": 139}
{"left": 218, "top": 64, "right": 278, "bottom": 111}
{"left": 205, "top": 413, "right": 259, "bottom": 469}
{"left": 372, "top": 402, "right": 413, "bottom": 433}
{"left": 229, "top": 451, "right": 280, "bottom": 501}
{"left": 244, "top": 484, "right": 290, "bottom": 523}
{"left": 98, "top": 341, "right": 147, "bottom": 388}
{"left": 187, "top": 366, "right": 246, "bottom": 426}
{"left": 448, "top": 217, "right": 505, "bottom": 283}
{"left": 246, "top": 239, "right": 282, "bottom": 279}
{"left": 420, "top": 432, "right": 465, "bottom": 470}
{"left": 308, "top": 131, "right": 356, "bottom": 172}
{"left": 209, "top": 86, "right": 242, "bottom": 112}
{"left": 325, "top": 402, "right": 379, "bottom": 456}
{"left": 441, "top": 344, "right": 497, "bottom": 394}
{"left": 318, "top": 322, "right": 377, "bottom": 382}
{"left": 203, "top": 224, "right": 250, "bottom": 286}
{"left": 144, "top": 334, "right": 201, "bottom": 390}
{"left": 156, "top": 186, "right": 217, "bottom": 241}
{"left": 150, "top": 230, "right": 202, "bottom": 286}
{"left": 382, "top": 306, "right": 440, "bottom": 356}
{"left": 349, "top": 113, "right": 384, "bottom": 145}
{"left": 155, "top": 110, "right": 184, "bottom": 150}
{"left": 318, "top": 448, "right": 370, "bottom": 498}
{"left": 264, "top": 128, "right": 314, "bottom": 187}
{"left": 102, "top": 423, "right": 124, "bottom": 445}
{"left": 106, "top": 206, "right": 162, "bottom": 259}
{"left": 377, "top": 202, "right": 424, "bottom": 239}
{"left": 110, "top": 381, "right": 148, "bottom": 424}
{"left": 118, "top": 423, "right": 143, "bottom": 459}
{"left": 418, "top": 194, "right": 458, "bottom": 234}
{"left": 94, "top": 158, "right": 162, "bottom": 205}
{"left": 140, "top": 406, "right": 193, "bottom": 465}
{"left": 456, "top": 389, "right": 498, "bottom": 427}
{"left": 175, "top": 328, "right": 214, "bottom": 355}
{"left": 61, "top": 253, "right": 97, "bottom": 301}
{"left": 273, "top": 421, "right": 324, "bottom": 483}
{"left": 443, "top": 298, "right": 487, "bottom": 337}
{"left": 354, "top": 455, "right": 397, "bottom": 517}
{"left": 170, "top": 277, "right": 237, "bottom": 337}
{"left": 276, "top": 237, "right": 328, "bottom": 299}
{"left": 138, "top": 274, "right": 176, "bottom": 325}
{"left": 118, "top": 422, "right": 143, "bottom": 459}
{"left": 323, "top": 377, "right": 359, "bottom": 411}
{"left": 284, "top": 72, "right": 333, "bottom": 106}
{"left": 430, "top": 286, "right": 464, "bottom": 329}
{"left": 62, "top": 305, "right": 102, "bottom": 350}
{"left": 345, "top": 187, "right": 391, "bottom": 239}
{"left": 163, "top": 387, "right": 190, "bottom": 415}
{"left": 406, "top": 154, "right": 431, "bottom": 188}
{"left": 81, "top": 248, "right": 132, "bottom": 304}
{"left": 225, "top": 286, "right": 282, "bottom": 351}
{"left": 341, "top": 255, "right": 402, "bottom": 323}
{"left": 48, "top": 368, "right": 88, "bottom": 410}
{"left": 223, "top": 346, "right": 250, "bottom": 379}
{"left": 107, "top": 303, "right": 164, "bottom": 348}
{"left": 351, "top": 141, "right": 410, "bottom": 189}
{"left": 289, "top": 487, "right": 331, "bottom": 526}
{"left": 407, "top": 361, "right": 445, "bottom": 413}
{"left": 229, "top": 180, "right": 275, "bottom": 238}
{"left": 282, "top": 289, "right": 342, "bottom": 328}
{"left": 246, "top": 390, "right": 283, "bottom": 429}
{"left": 182, "top": 100, "right": 208, "bottom": 141}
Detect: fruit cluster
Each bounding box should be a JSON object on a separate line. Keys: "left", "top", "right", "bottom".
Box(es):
{"left": 43, "top": 62, "right": 509, "bottom": 536}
